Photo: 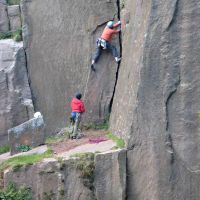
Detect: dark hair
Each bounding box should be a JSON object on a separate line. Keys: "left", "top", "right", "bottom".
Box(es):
{"left": 75, "top": 93, "right": 82, "bottom": 100}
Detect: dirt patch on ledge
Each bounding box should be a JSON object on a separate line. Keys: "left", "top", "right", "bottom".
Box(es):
{"left": 50, "top": 129, "right": 108, "bottom": 154}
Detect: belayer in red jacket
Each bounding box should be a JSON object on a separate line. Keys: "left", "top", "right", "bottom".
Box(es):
{"left": 91, "top": 20, "right": 121, "bottom": 71}
{"left": 70, "top": 93, "right": 85, "bottom": 139}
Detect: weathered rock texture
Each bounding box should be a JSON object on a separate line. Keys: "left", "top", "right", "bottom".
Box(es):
{"left": 7, "top": 5, "right": 21, "bottom": 31}
{"left": 94, "top": 149, "right": 126, "bottom": 200}
{"left": 21, "top": 0, "right": 120, "bottom": 134}
{"left": 0, "top": 0, "right": 9, "bottom": 32}
{"left": 111, "top": 0, "right": 200, "bottom": 199}
{"left": 3, "top": 150, "right": 126, "bottom": 200}
{"left": 8, "top": 115, "right": 45, "bottom": 155}
{"left": 0, "top": 40, "right": 34, "bottom": 145}
{"left": 4, "top": 159, "right": 93, "bottom": 200}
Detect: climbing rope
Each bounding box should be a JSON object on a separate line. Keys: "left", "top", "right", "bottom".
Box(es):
{"left": 83, "top": 13, "right": 118, "bottom": 100}
{"left": 83, "top": 66, "right": 92, "bottom": 100}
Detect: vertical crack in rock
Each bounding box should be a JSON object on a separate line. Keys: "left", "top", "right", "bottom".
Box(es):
{"left": 23, "top": 49, "right": 35, "bottom": 111}
{"left": 109, "top": 0, "right": 122, "bottom": 112}
{"left": 5, "top": 72, "right": 9, "bottom": 90}
{"left": 25, "top": 105, "right": 29, "bottom": 119}
{"left": 165, "top": 73, "right": 181, "bottom": 162}
{"left": 166, "top": 0, "right": 179, "bottom": 31}
{"left": 165, "top": 76, "right": 181, "bottom": 132}
{"left": 5, "top": 4, "right": 11, "bottom": 31}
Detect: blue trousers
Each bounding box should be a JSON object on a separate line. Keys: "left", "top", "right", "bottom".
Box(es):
{"left": 70, "top": 112, "right": 81, "bottom": 137}
{"left": 93, "top": 40, "right": 119, "bottom": 63}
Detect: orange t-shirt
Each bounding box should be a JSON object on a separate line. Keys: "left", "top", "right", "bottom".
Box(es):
{"left": 101, "top": 23, "right": 120, "bottom": 42}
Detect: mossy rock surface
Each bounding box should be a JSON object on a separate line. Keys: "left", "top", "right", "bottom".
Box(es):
{"left": 7, "top": 0, "right": 21, "bottom": 5}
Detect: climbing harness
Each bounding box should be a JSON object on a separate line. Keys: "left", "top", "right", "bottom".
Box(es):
{"left": 97, "top": 38, "right": 107, "bottom": 49}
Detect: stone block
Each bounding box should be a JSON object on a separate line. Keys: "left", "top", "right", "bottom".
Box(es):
{"left": 0, "top": 2, "right": 9, "bottom": 32}
{"left": 7, "top": 5, "right": 21, "bottom": 31}
{"left": 0, "top": 40, "right": 34, "bottom": 145}
{"left": 7, "top": 5, "right": 20, "bottom": 16}
{"left": 8, "top": 114, "right": 45, "bottom": 155}
{"left": 94, "top": 149, "right": 127, "bottom": 200}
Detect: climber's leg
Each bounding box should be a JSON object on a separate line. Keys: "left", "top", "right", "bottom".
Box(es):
{"left": 91, "top": 46, "right": 102, "bottom": 71}
{"left": 106, "top": 42, "right": 121, "bottom": 63}
{"left": 72, "top": 113, "right": 81, "bottom": 139}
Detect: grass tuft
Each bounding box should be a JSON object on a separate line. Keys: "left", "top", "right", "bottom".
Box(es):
{"left": 0, "top": 149, "right": 53, "bottom": 173}
{"left": 0, "top": 145, "right": 10, "bottom": 155}
{"left": 16, "top": 145, "right": 32, "bottom": 152}
{"left": 0, "top": 29, "right": 22, "bottom": 41}
{"left": 45, "top": 132, "right": 70, "bottom": 145}
{"left": 83, "top": 115, "right": 110, "bottom": 131}
{"left": 107, "top": 132, "right": 125, "bottom": 149}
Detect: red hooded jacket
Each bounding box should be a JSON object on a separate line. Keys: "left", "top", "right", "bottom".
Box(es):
{"left": 71, "top": 98, "right": 85, "bottom": 113}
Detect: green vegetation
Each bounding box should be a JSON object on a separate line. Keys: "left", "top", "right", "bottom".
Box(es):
{"left": 59, "top": 189, "right": 65, "bottom": 196}
{"left": 107, "top": 132, "right": 125, "bottom": 149}
{"left": 0, "top": 145, "right": 10, "bottom": 155}
{"left": 45, "top": 132, "right": 70, "bottom": 145}
{"left": 197, "top": 112, "right": 200, "bottom": 118}
{"left": 83, "top": 122, "right": 107, "bottom": 130}
{"left": 43, "top": 191, "right": 55, "bottom": 200}
{"left": 0, "top": 29, "right": 22, "bottom": 42}
{"left": 0, "top": 182, "right": 31, "bottom": 200}
{"left": 56, "top": 157, "right": 66, "bottom": 171}
{"left": 71, "top": 152, "right": 95, "bottom": 180}
{"left": 83, "top": 115, "right": 110, "bottom": 130}
{"left": 72, "top": 152, "right": 96, "bottom": 199}
{"left": 7, "top": 0, "right": 21, "bottom": 5}
{"left": 17, "top": 145, "right": 32, "bottom": 152}
{"left": 0, "top": 149, "right": 53, "bottom": 173}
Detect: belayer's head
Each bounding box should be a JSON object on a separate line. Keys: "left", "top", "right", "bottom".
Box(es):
{"left": 107, "top": 21, "right": 114, "bottom": 29}
{"left": 75, "top": 92, "right": 82, "bottom": 100}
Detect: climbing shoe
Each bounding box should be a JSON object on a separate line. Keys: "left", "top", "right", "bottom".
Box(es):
{"left": 91, "top": 64, "right": 96, "bottom": 72}
{"left": 71, "top": 136, "right": 76, "bottom": 140}
{"left": 115, "top": 57, "right": 121, "bottom": 63}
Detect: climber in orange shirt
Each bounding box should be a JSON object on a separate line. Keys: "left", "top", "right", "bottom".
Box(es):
{"left": 91, "top": 21, "right": 121, "bottom": 71}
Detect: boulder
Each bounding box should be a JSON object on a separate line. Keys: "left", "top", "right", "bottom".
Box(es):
{"left": 110, "top": 0, "right": 200, "bottom": 199}
{"left": 0, "top": 39, "right": 34, "bottom": 145}
{"left": 0, "top": 0, "right": 9, "bottom": 32}
{"left": 21, "top": 0, "right": 120, "bottom": 134}
{"left": 94, "top": 149, "right": 126, "bottom": 200}
{"left": 8, "top": 114, "right": 45, "bottom": 155}
{"left": 7, "top": 5, "right": 21, "bottom": 31}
